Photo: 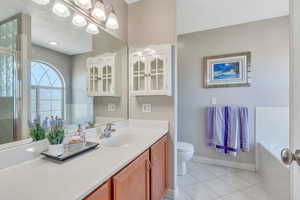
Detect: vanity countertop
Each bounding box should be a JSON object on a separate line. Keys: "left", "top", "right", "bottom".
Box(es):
{"left": 0, "top": 120, "right": 169, "bottom": 200}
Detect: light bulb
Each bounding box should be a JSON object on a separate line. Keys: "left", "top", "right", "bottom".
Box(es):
{"left": 53, "top": 2, "right": 70, "bottom": 18}
{"left": 86, "top": 23, "right": 99, "bottom": 35}
{"left": 72, "top": 14, "right": 87, "bottom": 27}
{"left": 74, "top": 0, "right": 92, "bottom": 9}
{"left": 92, "top": 0, "right": 106, "bottom": 21}
{"left": 31, "top": 0, "right": 50, "bottom": 5}
{"left": 105, "top": 11, "right": 119, "bottom": 30}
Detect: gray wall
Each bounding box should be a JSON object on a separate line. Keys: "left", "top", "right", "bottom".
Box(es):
{"left": 128, "top": 0, "right": 177, "bottom": 191}
{"left": 178, "top": 16, "right": 289, "bottom": 165}
{"left": 31, "top": 44, "right": 72, "bottom": 122}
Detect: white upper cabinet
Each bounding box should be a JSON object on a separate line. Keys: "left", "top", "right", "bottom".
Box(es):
{"left": 129, "top": 44, "right": 173, "bottom": 96}
{"left": 87, "top": 53, "right": 118, "bottom": 97}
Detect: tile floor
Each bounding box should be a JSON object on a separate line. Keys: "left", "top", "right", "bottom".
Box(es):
{"left": 175, "top": 158, "right": 271, "bottom": 200}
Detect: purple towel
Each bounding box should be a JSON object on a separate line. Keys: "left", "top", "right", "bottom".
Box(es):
{"left": 239, "top": 107, "right": 250, "bottom": 152}
{"left": 206, "top": 106, "right": 250, "bottom": 155}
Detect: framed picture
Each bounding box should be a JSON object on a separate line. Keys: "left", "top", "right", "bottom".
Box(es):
{"left": 203, "top": 52, "right": 251, "bottom": 88}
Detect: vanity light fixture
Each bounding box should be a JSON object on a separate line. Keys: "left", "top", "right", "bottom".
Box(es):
{"left": 72, "top": 14, "right": 87, "bottom": 27}
{"left": 74, "top": 0, "right": 92, "bottom": 10}
{"left": 86, "top": 23, "right": 99, "bottom": 34}
{"left": 53, "top": 1, "right": 70, "bottom": 18}
{"left": 105, "top": 9, "right": 119, "bottom": 30}
{"left": 37, "top": 0, "right": 119, "bottom": 34}
{"left": 32, "top": 0, "right": 50, "bottom": 5}
{"left": 91, "top": 0, "right": 106, "bottom": 21}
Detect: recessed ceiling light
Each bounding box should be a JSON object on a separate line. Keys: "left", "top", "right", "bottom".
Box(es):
{"left": 49, "top": 41, "right": 58, "bottom": 46}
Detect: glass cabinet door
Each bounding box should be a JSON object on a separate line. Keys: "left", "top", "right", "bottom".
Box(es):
{"left": 149, "top": 55, "right": 165, "bottom": 91}
{"left": 102, "top": 64, "right": 112, "bottom": 94}
{"left": 132, "top": 58, "right": 146, "bottom": 92}
{"left": 88, "top": 64, "right": 99, "bottom": 95}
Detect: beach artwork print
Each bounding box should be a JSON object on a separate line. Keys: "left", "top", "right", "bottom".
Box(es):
{"left": 212, "top": 62, "right": 241, "bottom": 80}
{"left": 203, "top": 52, "right": 251, "bottom": 88}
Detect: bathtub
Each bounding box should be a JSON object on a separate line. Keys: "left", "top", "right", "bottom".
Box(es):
{"left": 257, "top": 142, "right": 290, "bottom": 200}
{"left": 256, "top": 107, "right": 290, "bottom": 200}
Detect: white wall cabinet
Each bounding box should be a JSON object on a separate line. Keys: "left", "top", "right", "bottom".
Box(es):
{"left": 129, "top": 44, "right": 172, "bottom": 96}
{"left": 87, "top": 53, "right": 118, "bottom": 97}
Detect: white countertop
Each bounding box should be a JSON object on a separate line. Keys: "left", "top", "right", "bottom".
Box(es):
{"left": 0, "top": 120, "right": 169, "bottom": 200}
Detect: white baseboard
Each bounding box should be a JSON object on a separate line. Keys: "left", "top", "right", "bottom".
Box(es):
{"left": 192, "top": 156, "right": 256, "bottom": 171}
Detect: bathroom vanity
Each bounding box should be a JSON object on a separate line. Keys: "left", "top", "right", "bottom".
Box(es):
{"left": 0, "top": 1, "right": 175, "bottom": 200}
{"left": 86, "top": 134, "right": 168, "bottom": 200}
{"left": 0, "top": 120, "right": 169, "bottom": 200}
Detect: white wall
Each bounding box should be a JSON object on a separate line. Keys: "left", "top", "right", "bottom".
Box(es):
{"left": 178, "top": 16, "right": 289, "bottom": 165}
{"left": 177, "top": 0, "right": 289, "bottom": 35}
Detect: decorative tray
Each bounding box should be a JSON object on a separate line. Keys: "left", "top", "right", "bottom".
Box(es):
{"left": 41, "top": 142, "right": 99, "bottom": 161}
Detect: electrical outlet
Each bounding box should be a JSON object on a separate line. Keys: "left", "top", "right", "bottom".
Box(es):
{"left": 211, "top": 97, "right": 217, "bottom": 105}
{"left": 142, "top": 104, "right": 151, "bottom": 113}
{"left": 108, "top": 103, "right": 116, "bottom": 112}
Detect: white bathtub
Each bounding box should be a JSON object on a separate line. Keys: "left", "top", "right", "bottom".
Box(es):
{"left": 256, "top": 107, "right": 290, "bottom": 200}
{"left": 257, "top": 142, "right": 290, "bottom": 200}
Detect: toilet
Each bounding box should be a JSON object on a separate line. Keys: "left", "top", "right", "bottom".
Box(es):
{"left": 177, "top": 142, "right": 194, "bottom": 176}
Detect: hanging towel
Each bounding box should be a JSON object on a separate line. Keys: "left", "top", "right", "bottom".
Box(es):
{"left": 206, "top": 106, "right": 250, "bottom": 156}
{"left": 239, "top": 107, "right": 250, "bottom": 152}
{"left": 206, "top": 106, "right": 218, "bottom": 146}
{"left": 226, "top": 106, "right": 240, "bottom": 156}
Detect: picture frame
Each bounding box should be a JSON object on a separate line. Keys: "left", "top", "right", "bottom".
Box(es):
{"left": 203, "top": 52, "right": 251, "bottom": 88}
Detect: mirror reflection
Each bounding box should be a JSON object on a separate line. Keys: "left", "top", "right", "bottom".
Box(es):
{"left": 0, "top": 0, "right": 128, "bottom": 146}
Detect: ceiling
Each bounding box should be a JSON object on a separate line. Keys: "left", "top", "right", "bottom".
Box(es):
{"left": 0, "top": 0, "right": 92, "bottom": 55}
{"left": 177, "top": 0, "right": 289, "bottom": 35}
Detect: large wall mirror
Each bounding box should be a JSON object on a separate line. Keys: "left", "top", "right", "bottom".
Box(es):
{"left": 0, "top": 0, "right": 128, "bottom": 148}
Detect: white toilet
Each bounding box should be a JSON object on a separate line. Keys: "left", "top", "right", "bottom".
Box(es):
{"left": 177, "top": 142, "right": 194, "bottom": 176}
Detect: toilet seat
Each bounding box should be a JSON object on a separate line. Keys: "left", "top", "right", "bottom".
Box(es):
{"left": 177, "top": 142, "right": 194, "bottom": 152}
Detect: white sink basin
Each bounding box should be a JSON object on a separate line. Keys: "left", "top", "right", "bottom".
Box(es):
{"left": 101, "top": 134, "right": 136, "bottom": 147}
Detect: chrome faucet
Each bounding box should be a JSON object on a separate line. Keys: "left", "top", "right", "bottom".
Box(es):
{"left": 86, "top": 121, "right": 95, "bottom": 129}
{"left": 102, "top": 123, "right": 116, "bottom": 138}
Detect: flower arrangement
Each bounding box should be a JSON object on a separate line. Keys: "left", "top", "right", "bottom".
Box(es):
{"left": 47, "top": 126, "right": 65, "bottom": 145}
{"left": 29, "top": 123, "right": 46, "bottom": 141}
{"left": 47, "top": 125, "right": 65, "bottom": 156}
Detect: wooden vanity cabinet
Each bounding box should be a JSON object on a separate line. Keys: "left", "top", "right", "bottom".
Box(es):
{"left": 150, "top": 135, "right": 168, "bottom": 200}
{"left": 113, "top": 150, "right": 151, "bottom": 200}
{"left": 84, "top": 134, "right": 169, "bottom": 200}
{"left": 84, "top": 179, "right": 112, "bottom": 200}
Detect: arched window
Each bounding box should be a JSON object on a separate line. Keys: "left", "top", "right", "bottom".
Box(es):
{"left": 31, "top": 61, "right": 64, "bottom": 121}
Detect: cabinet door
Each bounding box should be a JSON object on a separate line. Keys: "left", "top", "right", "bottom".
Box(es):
{"left": 84, "top": 179, "right": 112, "bottom": 200}
{"left": 87, "top": 62, "right": 100, "bottom": 96}
{"left": 148, "top": 55, "right": 166, "bottom": 93}
{"left": 131, "top": 57, "right": 147, "bottom": 94}
{"left": 101, "top": 64, "right": 113, "bottom": 95}
{"left": 113, "top": 150, "right": 150, "bottom": 200}
{"left": 150, "top": 135, "right": 168, "bottom": 200}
